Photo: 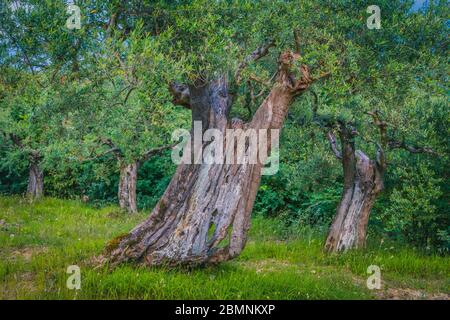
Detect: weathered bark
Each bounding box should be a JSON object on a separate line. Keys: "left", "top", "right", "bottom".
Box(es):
{"left": 100, "top": 51, "right": 314, "bottom": 267}
{"left": 324, "top": 127, "right": 384, "bottom": 252}
{"left": 118, "top": 162, "right": 139, "bottom": 214}
{"left": 323, "top": 110, "right": 436, "bottom": 253}
{"left": 27, "top": 155, "right": 44, "bottom": 199}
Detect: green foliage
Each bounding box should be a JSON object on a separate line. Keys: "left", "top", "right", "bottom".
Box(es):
{"left": 379, "top": 162, "right": 448, "bottom": 253}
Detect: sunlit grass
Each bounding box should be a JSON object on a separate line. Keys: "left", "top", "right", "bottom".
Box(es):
{"left": 0, "top": 196, "right": 448, "bottom": 299}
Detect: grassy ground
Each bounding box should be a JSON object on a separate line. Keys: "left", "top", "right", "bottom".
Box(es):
{"left": 0, "top": 196, "right": 448, "bottom": 300}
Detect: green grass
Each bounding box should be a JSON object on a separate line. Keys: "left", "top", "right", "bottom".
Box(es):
{"left": 0, "top": 196, "right": 448, "bottom": 300}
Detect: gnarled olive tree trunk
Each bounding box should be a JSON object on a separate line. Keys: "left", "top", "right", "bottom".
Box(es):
{"left": 27, "top": 153, "right": 44, "bottom": 199}
{"left": 118, "top": 162, "right": 139, "bottom": 213}
{"left": 324, "top": 127, "right": 384, "bottom": 252}
{"left": 322, "top": 111, "right": 435, "bottom": 253}
{"left": 99, "top": 51, "right": 314, "bottom": 267}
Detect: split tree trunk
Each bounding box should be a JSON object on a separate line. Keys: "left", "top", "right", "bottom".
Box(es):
{"left": 100, "top": 51, "right": 313, "bottom": 267}
{"left": 118, "top": 162, "right": 139, "bottom": 213}
{"left": 324, "top": 128, "right": 384, "bottom": 252}
{"left": 27, "top": 156, "right": 44, "bottom": 199}
{"left": 324, "top": 110, "right": 436, "bottom": 253}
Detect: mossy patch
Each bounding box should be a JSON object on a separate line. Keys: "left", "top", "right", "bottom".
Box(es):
{"left": 105, "top": 233, "right": 130, "bottom": 253}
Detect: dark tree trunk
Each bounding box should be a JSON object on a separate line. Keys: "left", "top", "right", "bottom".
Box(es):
{"left": 324, "top": 127, "right": 384, "bottom": 252}
{"left": 100, "top": 51, "right": 314, "bottom": 267}
{"left": 118, "top": 162, "right": 139, "bottom": 214}
{"left": 27, "top": 155, "right": 44, "bottom": 199}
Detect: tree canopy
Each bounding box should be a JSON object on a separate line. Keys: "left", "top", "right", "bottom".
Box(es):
{"left": 0, "top": 0, "right": 448, "bottom": 252}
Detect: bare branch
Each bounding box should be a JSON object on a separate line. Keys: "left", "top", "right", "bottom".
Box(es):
{"left": 327, "top": 130, "right": 342, "bottom": 160}
{"left": 78, "top": 147, "right": 121, "bottom": 162}
{"left": 99, "top": 138, "right": 122, "bottom": 160}
{"left": 311, "top": 71, "right": 331, "bottom": 82}
{"left": 123, "top": 86, "right": 136, "bottom": 105}
{"left": 234, "top": 39, "right": 276, "bottom": 85}
{"left": 388, "top": 140, "right": 438, "bottom": 155}
{"left": 246, "top": 70, "right": 278, "bottom": 108}
{"left": 367, "top": 111, "right": 438, "bottom": 156}
{"left": 140, "top": 143, "right": 176, "bottom": 163}
{"left": 248, "top": 74, "right": 271, "bottom": 87}
{"left": 367, "top": 110, "right": 387, "bottom": 149}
